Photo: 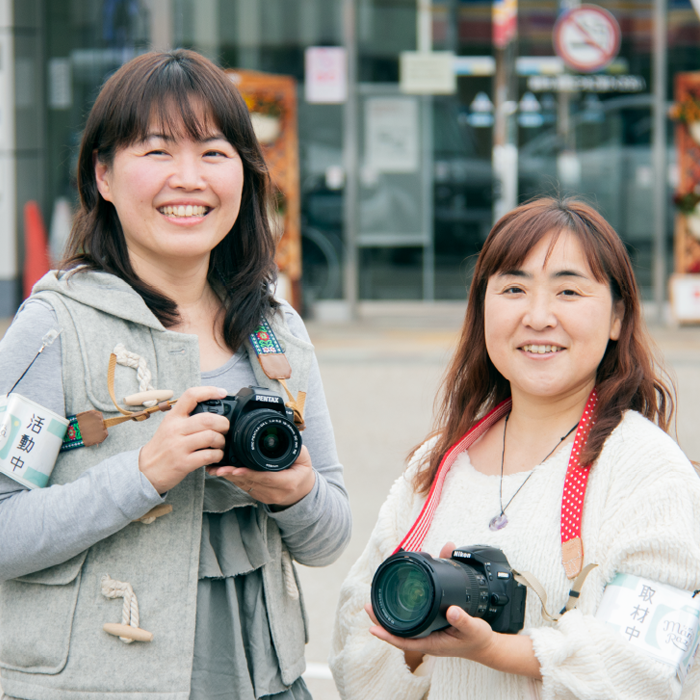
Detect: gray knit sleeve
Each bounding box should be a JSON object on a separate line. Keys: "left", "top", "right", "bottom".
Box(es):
{"left": 0, "top": 301, "right": 163, "bottom": 581}
{"left": 0, "top": 298, "right": 64, "bottom": 415}
{"left": 262, "top": 303, "right": 352, "bottom": 567}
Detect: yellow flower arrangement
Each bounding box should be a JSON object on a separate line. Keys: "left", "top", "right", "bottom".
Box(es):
{"left": 670, "top": 93, "right": 700, "bottom": 124}
{"left": 241, "top": 93, "right": 283, "bottom": 118}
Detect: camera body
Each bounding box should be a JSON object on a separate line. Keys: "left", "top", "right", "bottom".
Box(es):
{"left": 371, "top": 544, "right": 526, "bottom": 638}
{"left": 192, "top": 386, "right": 302, "bottom": 472}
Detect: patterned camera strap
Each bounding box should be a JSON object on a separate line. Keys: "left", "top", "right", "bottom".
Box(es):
{"left": 249, "top": 318, "right": 306, "bottom": 428}
{"left": 61, "top": 318, "right": 304, "bottom": 453}
{"left": 393, "top": 388, "right": 599, "bottom": 581}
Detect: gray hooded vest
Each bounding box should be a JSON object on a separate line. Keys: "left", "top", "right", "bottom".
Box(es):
{"left": 0, "top": 271, "right": 314, "bottom": 700}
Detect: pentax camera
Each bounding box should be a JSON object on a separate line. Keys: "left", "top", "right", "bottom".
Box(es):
{"left": 192, "top": 386, "right": 302, "bottom": 472}
{"left": 371, "top": 545, "right": 526, "bottom": 638}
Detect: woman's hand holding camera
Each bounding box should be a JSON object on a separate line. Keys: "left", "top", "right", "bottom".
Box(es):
{"left": 366, "top": 542, "right": 542, "bottom": 680}
{"left": 207, "top": 445, "right": 316, "bottom": 508}
{"left": 138, "top": 386, "right": 230, "bottom": 495}
{"left": 139, "top": 382, "right": 316, "bottom": 505}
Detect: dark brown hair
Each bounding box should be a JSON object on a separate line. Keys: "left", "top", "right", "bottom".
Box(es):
{"left": 61, "top": 49, "right": 278, "bottom": 352}
{"left": 412, "top": 197, "right": 674, "bottom": 495}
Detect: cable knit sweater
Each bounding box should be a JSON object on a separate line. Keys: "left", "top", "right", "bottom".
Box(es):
{"left": 330, "top": 410, "right": 700, "bottom": 700}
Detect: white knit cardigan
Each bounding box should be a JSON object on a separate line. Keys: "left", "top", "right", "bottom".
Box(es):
{"left": 330, "top": 411, "right": 700, "bottom": 700}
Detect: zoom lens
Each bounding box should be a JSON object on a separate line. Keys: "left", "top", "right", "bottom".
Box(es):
{"left": 232, "top": 409, "right": 301, "bottom": 472}
{"left": 374, "top": 560, "right": 434, "bottom": 631}
{"left": 372, "top": 550, "right": 488, "bottom": 638}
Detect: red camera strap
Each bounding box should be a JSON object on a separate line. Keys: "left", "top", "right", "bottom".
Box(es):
{"left": 394, "top": 388, "right": 598, "bottom": 580}
{"left": 394, "top": 398, "right": 512, "bottom": 555}
{"left": 559, "top": 389, "right": 597, "bottom": 578}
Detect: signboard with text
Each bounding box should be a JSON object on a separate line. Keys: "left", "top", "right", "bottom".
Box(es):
{"left": 305, "top": 47, "right": 347, "bottom": 104}
{"left": 399, "top": 52, "right": 456, "bottom": 95}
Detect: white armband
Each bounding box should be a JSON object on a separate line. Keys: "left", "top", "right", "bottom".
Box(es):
{"left": 596, "top": 573, "right": 700, "bottom": 684}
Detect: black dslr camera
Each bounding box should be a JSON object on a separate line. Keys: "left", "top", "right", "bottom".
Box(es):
{"left": 371, "top": 545, "right": 526, "bottom": 638}
{"left": 192, "top": 386, "right": 302, "bottom": 472}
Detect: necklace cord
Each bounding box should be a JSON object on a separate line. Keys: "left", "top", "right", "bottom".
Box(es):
{"left": 498, "top": 415, "right": 508, "bottom": 516}
{"left": 498, "top": 418, "right": 579, "bottom": 518}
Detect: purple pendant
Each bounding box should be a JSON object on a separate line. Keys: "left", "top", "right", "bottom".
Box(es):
{"left": 489, "top": 513, "right": 508, "bottom": 531}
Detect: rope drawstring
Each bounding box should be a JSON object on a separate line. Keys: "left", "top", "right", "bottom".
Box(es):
{"left": 281, "top": 550, "right": 299, "bottom": 600}
{"left": 101, "top": 574, "right": 153, "bottom": 643}
{"left": 105, "top": 350, "right": 176, "bottom": 427}
{"left": 113, "top": 344, "right": 157, "bottom": 406}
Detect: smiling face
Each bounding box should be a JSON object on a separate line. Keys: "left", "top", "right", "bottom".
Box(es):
{"left": 484, "top": 229, "right": 623, "bottom": 404}
{"left": 94, "top": 122, "right": 244, "bottom": 271}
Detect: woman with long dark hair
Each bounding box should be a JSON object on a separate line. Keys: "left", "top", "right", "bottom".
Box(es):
{"left": 331, "top": 198, "right": 700, "bottom": 699}
{"left": 0, "top": 50, "right": 350, "bottom": 700}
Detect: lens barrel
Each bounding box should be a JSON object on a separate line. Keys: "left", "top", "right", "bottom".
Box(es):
{"left": 231, "top": 409, "right": 301, "bottom": 471}
{"left": 371, "top": 551, "right": 490, "bottom": 638}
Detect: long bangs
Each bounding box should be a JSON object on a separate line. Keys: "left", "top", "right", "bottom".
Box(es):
{"left": 475, "top": 201, "right": 619, "bottom": 298}
{"left": 94, "top": 52, "right": 253, "bottom": 162}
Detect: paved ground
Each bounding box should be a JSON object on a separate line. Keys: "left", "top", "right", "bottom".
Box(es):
{"left": 3, "top": 306, "right": 700, "bottom": 700}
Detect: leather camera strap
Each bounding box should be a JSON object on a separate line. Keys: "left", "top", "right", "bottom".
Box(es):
{"left": 514, "top": 563, "right": 598, "bottom": 622}
{"left": 394, "top": 387, "right": 598, "bottom": 581}
{"left": 61, "top": 354, "right": 177, "bottom": 452}
{"left": 248, "top": 318, "right": 306, "bottom": 429}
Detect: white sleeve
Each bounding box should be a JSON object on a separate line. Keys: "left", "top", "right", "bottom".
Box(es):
{"left": 330, "top": 448, "right": 433, "bottom": 700}
{"left": 530, "top": 422, "right": 700, "bottom": 700}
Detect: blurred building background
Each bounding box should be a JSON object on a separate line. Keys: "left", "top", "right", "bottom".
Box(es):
{"left": 1, "top": 5, "right": 699, "bottom": 696}
{"left": 0, "top": 0, "right": 698, "bottom": 317}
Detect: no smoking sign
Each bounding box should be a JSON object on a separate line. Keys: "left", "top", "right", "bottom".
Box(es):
{"left": 553, "top": 5, "right": 621, "bottom": 74}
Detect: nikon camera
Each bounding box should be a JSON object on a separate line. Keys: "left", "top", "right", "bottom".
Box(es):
{"left": 192, "top": 386, "right": 302, "bottom": 472}
{"left": 371, "top": 545, "right": 526, "bottom": 638}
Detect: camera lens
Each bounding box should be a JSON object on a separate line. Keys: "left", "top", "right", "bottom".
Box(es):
{"left": 372, "top": 547, "right": 527, "bottom": 638}
{"left": 257, "top": 424, "right": 289, "bottom": 460}
{"left": 372, "top": 551, "right": 488, "bottom": 638}
{"left": 232, "top": 409, "right": 301, "bottom": 471}
{"left": 375, "top": 560, "right": 433, "bottom": 630}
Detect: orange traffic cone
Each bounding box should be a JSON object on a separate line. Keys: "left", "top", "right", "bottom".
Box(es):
{"left": 23, "top": 201, "right": 51, "bottom": 299}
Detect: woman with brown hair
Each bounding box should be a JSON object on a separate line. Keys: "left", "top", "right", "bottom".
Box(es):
{"left": 0, "top": 50, "right": 350, "bottom": 700}
{"left": 331, "top": 197, "right": 700, "bottom": 699}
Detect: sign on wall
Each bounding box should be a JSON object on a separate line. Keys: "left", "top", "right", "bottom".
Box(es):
{"left": 399, "top": 52, "right": 456, "bottom": 95}
{"left": 365, "top": 98, "right": 419, "bottom": 174}
{"left": 304, "top": 47, "right": 347, "bottom": 104}
{"left": 553, "top": 5, "right": 621, "bottom": 74}
{"left": 670, "top": 274, "right": 700, "bottom": 324}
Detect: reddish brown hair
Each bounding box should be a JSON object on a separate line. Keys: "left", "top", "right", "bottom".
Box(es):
{"left": 412, "top": 197, "right": 674, "bottom": 495}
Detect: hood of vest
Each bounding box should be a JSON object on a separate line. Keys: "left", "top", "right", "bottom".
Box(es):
{"left": 32, "top": 269, "right": 166, "bottom": 331}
